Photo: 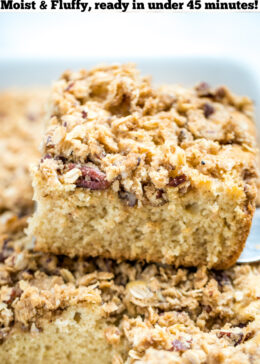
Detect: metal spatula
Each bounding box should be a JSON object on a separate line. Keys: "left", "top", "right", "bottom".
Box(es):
{"left": 237, "top": 208, "right": 260, "bottom": 263}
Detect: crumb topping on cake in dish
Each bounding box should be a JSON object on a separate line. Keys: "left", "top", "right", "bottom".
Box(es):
{"left": 0, "top": 90, "right": 47, "bottom": 217}
{"left": 1, "top": 215, "right": 259, "bottom": 363}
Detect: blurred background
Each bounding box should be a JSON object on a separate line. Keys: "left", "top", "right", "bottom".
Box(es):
{"left": 0, "top": 13, "right": 259, "bottom": 63}
{"left": 0, "top": 12, "right": 260, "bottom": 91}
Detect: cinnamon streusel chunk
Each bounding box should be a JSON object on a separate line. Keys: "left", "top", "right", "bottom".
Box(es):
{"left": 28, "top": 64, "right": 257, "bottom": 268}
{"left": 0, "top": 215, "right": 260, "bottom": 363}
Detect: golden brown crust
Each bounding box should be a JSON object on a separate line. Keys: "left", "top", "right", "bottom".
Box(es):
{"left": 215, "top": 199, "right": 256, "bottom": 270}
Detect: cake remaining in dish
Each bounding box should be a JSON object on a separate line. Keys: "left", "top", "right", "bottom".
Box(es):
{"left": 0, "top": 214, "right": 260, "bottom": 363}
{"left": 0, "top": 89, "right": 47, "bottom": 223}
{"left": 28, "top": 64, "right": 257, "bottom": 268}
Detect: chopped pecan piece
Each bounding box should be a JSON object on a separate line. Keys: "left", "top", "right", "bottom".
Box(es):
{"left": 76, "top": 178, "right": 110, "bottom": 190}
{"left": 204, "top": 305, "right": 212, "bottom": 313}
{"left": 82, "top": 110, "right": 88, "bottom": 119}
{"left": 217, "top": 330, "right": 231, "bottom": 339}
{"left": 215, "top": 87, "right": 226, "bottom": 99}
{"left": 168, "top": 174, "right": 186, "bottom": 187}
{"left": 40, "top": 154, "right": 52, "bottom": 163}
{"left": 75, "top": 166, "right": 110, "bottom": 190}
{"left": 244, "top": 331, "right": 254, "bottom": 342}
{"left": 196, "top": 82, "right": 211, "bottom": 96}
{"left": 156, "top": 189, "right": 164, "bottom": 199}
{"left": 234, "top": 333, "right": 244, "bottom": 346}
{"left": 217, "top": 330, "right": 245, "bottom": 347}
{"left": 203, "top": 103, "right": 215, "bottom": 118}
{"left": 4, "top": 287, "right": 23, "bottom": 305}
{"left": 237, "top": 322, "right": 248, "bottom": 328}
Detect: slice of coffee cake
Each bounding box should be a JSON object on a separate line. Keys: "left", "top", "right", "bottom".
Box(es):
{"left": 29, "top": 64, "right": 257, "bottom": 268}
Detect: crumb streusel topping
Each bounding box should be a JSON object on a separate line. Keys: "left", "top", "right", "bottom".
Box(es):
{"left": 40, "top": 64, "right": 257, "bottom": 206}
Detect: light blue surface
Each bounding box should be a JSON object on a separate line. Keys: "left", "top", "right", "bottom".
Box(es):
{"left": 238, "top": 209, "right": 260, "bottom": 263}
